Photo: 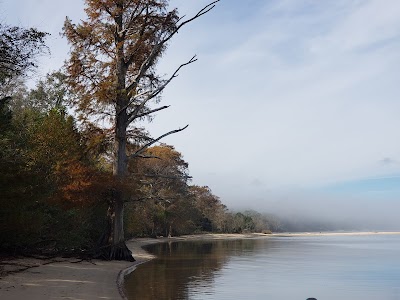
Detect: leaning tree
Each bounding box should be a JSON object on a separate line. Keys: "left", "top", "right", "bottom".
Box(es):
{"left": 63, "top": 0, "right": 219, "bottom": 260}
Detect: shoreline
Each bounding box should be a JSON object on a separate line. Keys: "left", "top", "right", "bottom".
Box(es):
{"left": 1, "top": 231, "right": 400, "bottom": 299}
{"left": 119, "top": 231, "right": 400, "bottom": 298}
{"left": 272, "top": 231, "right": 400, "bottom": 237}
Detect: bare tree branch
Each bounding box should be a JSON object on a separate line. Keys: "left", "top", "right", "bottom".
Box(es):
{"left": 142, "top": 174, "right": 193, "bottom": 180}
{"left": 146, "top": 55, "right": 197, "bottom": 100}
{"left": 116, "top": 89, "right": 151, "bottom": 116}
{"left": 128, "top": 105, "right": 170, "bottom": 123}
{"left": 122, "top": 56, "right": 197, "bottom": 121}
{"left": 124, "top": 6, "right": 152, "bottom": 64}
{"left": 131, "top": 173, "right": 192, "bottom": 180}
{"left": 100, "top": 3, "right": 114, "bottom": 18}
{"left": 129, "top": 125, "right": 188, "bottom": 159}
{"left": 123, "top": 5, "right": 145, "bottom": 37}
{"left": 125, "top": 1, "right": 218, "bottom": 95}
{"left": 163, "top": 1, "right": 220, "bottom": 45}
{"left": 136, "top": 154, "right": 161, "bottom": 159}
{"left": 126, "top": 32, "right": 163, "bottom": 94}
{"left": 123, "top": 195, "right": 180, "bottom": 204}
{"left": 123, "top": 196, "right": 154, "bottom": 203}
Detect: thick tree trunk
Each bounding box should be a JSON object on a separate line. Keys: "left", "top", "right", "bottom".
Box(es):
{"left": 98, "top": 102, "right": 135, "bottom": 261}
{"left": 98, "top": 117, "right": 134, "bottom": 261}
{"left": 97, "top": 12, "right": 136, "bottom": 261}
{"left": 98, "top": 190, "right": 134, "bottom": 261}
{"left": 98, "top": 30, "right": 134, "bottom": 260}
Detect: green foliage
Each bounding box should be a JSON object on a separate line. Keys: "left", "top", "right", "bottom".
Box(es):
{"left": 0, "top": 12, "right": 290, "bottom": 256}
{"left": 0, "top": 92, "right": 108, "bottom": 253}
{"left": 0, "top": 96, "right": 12, "bottom": 129}
{"left": 2, "top": 96, "right": 283, "bottom": 251}
{"left": 0, "top": 20, "right": 112, "bottom": 255}
{"left": 26, "top": 71, "right": 69, "bottom": 112}
{"left": 0, "top": 98, "right": 47, "bottom": 250}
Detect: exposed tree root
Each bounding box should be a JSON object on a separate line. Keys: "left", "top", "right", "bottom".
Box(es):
{"left": 98, "top": 242, "right": 135, "bottom": 262}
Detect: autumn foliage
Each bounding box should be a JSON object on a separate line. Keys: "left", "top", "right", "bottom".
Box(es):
{"left": 1, "top": 1, "right": 280, "bottom": 258}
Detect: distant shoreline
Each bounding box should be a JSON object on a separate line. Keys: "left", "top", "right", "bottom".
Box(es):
{"left": 1, "top": 232, "right": 400, "bottom": 300}
{"left": 272, "top": 231, "right": 400, "bottom": 237}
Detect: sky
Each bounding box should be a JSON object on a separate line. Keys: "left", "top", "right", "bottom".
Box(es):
{"left": 2, "top": 0, "right": 400, "bottom": 229}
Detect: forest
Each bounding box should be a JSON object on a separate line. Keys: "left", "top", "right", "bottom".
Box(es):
{"left": 0, "top": 1, "right": 342, "bottom": 261}
{"left": 0, "top": 0, "right": 285, "bottom": 261}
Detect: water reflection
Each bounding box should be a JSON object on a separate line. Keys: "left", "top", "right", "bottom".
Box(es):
{"left": 124, "top": 239, "right": 269, "bottom": 300}
{"left": 124, "top": 235, "right": 400, "bottom": 300}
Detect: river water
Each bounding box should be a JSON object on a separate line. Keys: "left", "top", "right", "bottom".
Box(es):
{"left": 124, "top": 234, "right": 400, "bottom": 300}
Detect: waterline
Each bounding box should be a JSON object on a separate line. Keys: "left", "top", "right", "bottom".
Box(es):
{"left": 125, "top": 234, "right": 400, "bottom": 300}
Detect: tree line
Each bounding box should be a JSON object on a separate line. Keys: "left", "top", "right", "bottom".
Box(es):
{"left": 1, "top": 0, "right": 286, "bottom": 261}
{"left": 1, "top": 0, "right": 349, "bottom": 261}
{"left": 0, "top": 75, "right": 278, "bottom": 255}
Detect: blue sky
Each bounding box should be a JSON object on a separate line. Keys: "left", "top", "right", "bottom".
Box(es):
{"left": 3, "top": 0, "right": 400, "bottom": 227}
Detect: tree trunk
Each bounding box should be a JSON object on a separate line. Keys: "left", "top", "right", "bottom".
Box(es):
{"left": 97, "top": 121, "right": 134, "bottom": 261}
{"left": 97, "top": 14, "right": 136, "bottom": 261}
{"left": 97, "top": 189, "right": 134, "bottom": 261}
{"left": 98, "top": 104, "right": 135, "bottom": 261}
{"left": 98, "top": 36, "right": 134, "bottom": 260}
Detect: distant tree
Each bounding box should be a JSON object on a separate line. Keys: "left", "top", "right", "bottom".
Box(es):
{"left": 243, "top": 210, "right": 271, "bottom": 233}
{"left": 26, "top": 71, "right": 70, "bottom": 112}
{"left": 63, "top": 0, "right": 219, "bottom": 260}
{"left": 190, "top": 186, "right": 227, "bottom": 232}
{"left": 230, "top": 212, "right": 255, "bottom": 233}
{"left": 0, "top": 23, "right": 48, "bottom": 99}
{"left": 126, "top": 145, "right": 194, "bottom": 237}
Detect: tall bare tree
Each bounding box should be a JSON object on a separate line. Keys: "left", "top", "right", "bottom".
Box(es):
{"left": 63, "top": 0, "right": 219, "bottom": 260}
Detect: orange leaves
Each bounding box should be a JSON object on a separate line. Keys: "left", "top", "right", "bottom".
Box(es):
{"left": 23, "top": 109, "right": 112, "bottom": 207}
{"left": 52, "top": 159, "right": 110, "bottom": 206}
{"left": 54, "top": 160, "right": 94, "bottom": 202}
{"left": 137, "top": 144, "right": 189, "bottom": 171}
{"left": 63, "top": 0, "right": 179, "bottom": 122}
{"left": 131, "top": 145, "right": 190, "bottom": 198}
{"left": 189, "top": 185, "right": 227, "bottom": 231}
{"left": 82, "top": 124, "right": 113, "bottom": 160}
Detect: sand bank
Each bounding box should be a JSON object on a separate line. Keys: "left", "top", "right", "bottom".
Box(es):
{"left": 0, "top": 255, "right": 133, "bottom": 300}
{"left": 1, "top": 232, "right": 399, "bottom": 299}
{"left": 0, "top": 239, "right": 158, "bottom": 300}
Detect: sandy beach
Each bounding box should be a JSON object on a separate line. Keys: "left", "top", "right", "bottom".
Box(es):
{"left": 0, "top": 238, "right": 156, "bottom": 300}
{"left": 0, "top": 233, "right": 269, "bottom": 299}
{"left": 1, "top": 232, "right": 399, "bottom": 299}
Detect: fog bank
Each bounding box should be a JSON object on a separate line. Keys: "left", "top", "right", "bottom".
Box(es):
{"left": 230, "top": 190, "right": 400, "bottom": 231}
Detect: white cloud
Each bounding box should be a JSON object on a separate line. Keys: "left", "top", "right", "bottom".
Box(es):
{"left": 3, "top": 0, "right": 400, "bottom": 212}
{"left": 153, "top": 0, "right": 400, "bottom": 203}
{"left": 311, "top": 0, "right": 400, "bottom": 54}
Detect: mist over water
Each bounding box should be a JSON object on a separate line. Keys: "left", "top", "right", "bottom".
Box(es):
{"left": 230, "top": 189, "right": 400, "bottom": 231}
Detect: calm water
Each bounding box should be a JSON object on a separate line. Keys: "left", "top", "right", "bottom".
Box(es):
{"left": 124, "top": 235, "right": 400, "bottom": 300}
